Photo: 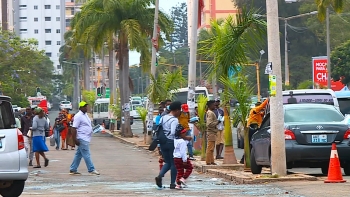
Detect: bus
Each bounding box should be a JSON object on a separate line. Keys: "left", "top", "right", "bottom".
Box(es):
{"left": 171, "top": 87, "right": 209, "bottom": 104}
{"left": 335, "top": 91, "right": 350, "bottom": 115}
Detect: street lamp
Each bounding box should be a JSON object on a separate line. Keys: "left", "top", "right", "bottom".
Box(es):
{"left": 62, "top": 61, "right": 82, "bottom": 110}
{"left": 254, "top": 11, "right": 318, "bottom": 86}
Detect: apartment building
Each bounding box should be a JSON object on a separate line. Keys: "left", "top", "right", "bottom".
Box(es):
{"left": 65, "top": 0, "right": 83, "bottom": 31}
{"left": 201, "top": 0, "right": 238, "bottom": 29}
{"left": 13, "top": 0, "right": 65, "bottom": 75}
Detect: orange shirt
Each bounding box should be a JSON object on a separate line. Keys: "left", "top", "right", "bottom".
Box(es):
{"left": 178, "top": 112, "right": 190, "bottom": 131}
{"left": 247, "top": 99, "right": 269, "bottom": 127}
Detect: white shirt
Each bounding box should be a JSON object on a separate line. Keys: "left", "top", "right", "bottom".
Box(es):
{"left": 73, "top": 111, "right": 93, "bottom": 142}
{"left": 173, "top": 138, "right": 188, "bottom": 162}
{"left": 160, "top": 114, "right": 178, "bottom": 140}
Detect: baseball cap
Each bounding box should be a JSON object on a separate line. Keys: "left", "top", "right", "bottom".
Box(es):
{"left": 79, "top": 101, "right": 88, "bottom": 108}
{"left": 181, "top": 104, "right": 189, "bottom": 112}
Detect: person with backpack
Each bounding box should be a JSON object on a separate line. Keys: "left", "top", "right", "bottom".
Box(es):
{"left": 155, "top": 101, "right": 191, "bottom": 189}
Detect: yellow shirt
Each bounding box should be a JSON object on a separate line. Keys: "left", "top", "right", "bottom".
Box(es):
{"left": 247, "top": 99, "right": 269, "bottom": 127}
{"left": 178, "top": 112, "right": 190, "bottom": 131}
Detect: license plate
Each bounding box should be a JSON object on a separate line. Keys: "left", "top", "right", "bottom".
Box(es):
{"left": 311, "top": 134, "right": 327, "bottom": 143}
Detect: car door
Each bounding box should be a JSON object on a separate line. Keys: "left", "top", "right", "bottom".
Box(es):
{"left": 0, "top": 99, "right": 20, "bottom": 172}
{"left": 251, "top": 113, "right": 271, "bottom": 165}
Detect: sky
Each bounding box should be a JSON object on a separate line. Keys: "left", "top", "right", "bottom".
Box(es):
{"left": 129, "top": 0, "right": 186, "bottom": 66}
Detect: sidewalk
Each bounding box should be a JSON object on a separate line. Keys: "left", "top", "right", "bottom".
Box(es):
{"left": 22, "top": 132, "right": 300, "bottom": 197}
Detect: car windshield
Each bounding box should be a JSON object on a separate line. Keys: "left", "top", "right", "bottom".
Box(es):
{"left": 172, "top": 90, "right": 207, "bottom": 104}
{"left": 284, "top": 108, "right": 344, "bottom": 123}
{"left": 61, "top": 101, "right": 70, "bottom": 104}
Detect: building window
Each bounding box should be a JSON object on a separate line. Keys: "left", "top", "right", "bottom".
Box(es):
{"left": 34, "top": 17, "right": 38, "bottom": 22}
{"left": 19, "top": 17, "right": 27, "bottom": 21}
{"left": 45, "top": 29, "right": 51, "bottom": 33}
{"left": 34, "top": 29, "right": 39, "bottom": 34}
{"left": 56, "top": 5, "right": 60, "bottom": 9}
{"left": 19, "top": 5, "right": 27, "bottom": 9}
{"left": 65, "top": 19, "right": 71, "bottom": 27}
{"left": 56, "top": 17, "right": 60, "bottom": 21}
{"left": 57, "top": 41, "right": 61, "bottom": 45}
{"left": 34, "top": 5, "right": 38, "bottom": 10}
{"left": 20, "top": 29, "right": 27, "bottom": 32}
{"left": 56, "top": 29, "right": 60, "bottom": 33}
{"left": 57, "top": 65, "right": 62, "bottom": 70}
{"left": 45, "top": 17, "right": 51, "bottom": 21}
{"left": 45, "top": 5, "right": 51, "bottom": 9}
{"left": 45, "top": 53, "right": 52, "bottom": 57}
{"left": 45, "top": 41, "right": 52, "bottom": 45}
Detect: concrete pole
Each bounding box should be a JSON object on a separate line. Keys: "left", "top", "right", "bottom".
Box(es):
{"left": 284, "top": 19, "right": 289, "bottom": 86}
{"left": 145, "top": 0, "right": 159, "bottom": 140}
{"left": 101, "top": 45, "right": 106, "bottom": 91}
{"left": 76, "top": 64, "right": 80, "bottom": 108}
{"left": 266, "top": 0, "right": 287, "bottom": 176}
{"left": 326, "top": 7, "right": 331, "bottom": 89}
{"left": 187, "top": 0, "right": 198, "bottom": 118}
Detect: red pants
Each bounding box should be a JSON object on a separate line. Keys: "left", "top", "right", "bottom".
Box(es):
{"left": 174, "top": 158, "right": 193, "bottom": 184}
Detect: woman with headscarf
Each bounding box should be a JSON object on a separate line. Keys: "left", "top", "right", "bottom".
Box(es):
{"left": 60, "top": 109, "right": 69, "bottom": 150}
{"left": 31, "top": 107, "right": 50, "bottom": 168}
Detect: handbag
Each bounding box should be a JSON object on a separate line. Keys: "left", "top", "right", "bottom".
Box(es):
{"left": 27, "top": 129, "right": 32, "bottom": 137}
{"left": 50, "top": 135, "right": 55, "bottom": 146}
{"left": 56, "top": 124, "right": 65, "bottom": 133}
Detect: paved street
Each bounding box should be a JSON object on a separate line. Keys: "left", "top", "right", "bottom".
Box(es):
{"left": 23, "top": 113, "right": 300, "bottom": 196}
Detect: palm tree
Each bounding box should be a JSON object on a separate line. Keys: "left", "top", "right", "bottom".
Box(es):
{"left": 199, "top": 7, "right": 266, "bottom": 165}
{"left": 70, "top": 0, "right": 173, "bottom": 137}
{"left": 315, "top": 0, "right": 344, "bottom": 21}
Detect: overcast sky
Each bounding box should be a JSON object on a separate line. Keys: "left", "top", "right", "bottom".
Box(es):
{"left": 129, "top": 0, "right": 186, "bottom": 66}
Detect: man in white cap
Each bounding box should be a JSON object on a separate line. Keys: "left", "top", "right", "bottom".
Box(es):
{"left": 69, "top": 101, "right": 100, "bottom": 175}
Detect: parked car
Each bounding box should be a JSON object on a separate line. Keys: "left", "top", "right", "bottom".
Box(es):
{"left": 0, "top": 96, "right": 28, "bottom": 197}
{"left": 59, "top": 101, "right": 72, "bottom": 110}
{"left": 250, "top": 104, "right": 350, "bottom": 175}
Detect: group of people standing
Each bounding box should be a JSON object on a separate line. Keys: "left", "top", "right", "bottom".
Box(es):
{"left": 153, "top": 98, "right": 226, "bottom": 189}
{"left": 53, "top": 109, "right": 75, "bottom": 150}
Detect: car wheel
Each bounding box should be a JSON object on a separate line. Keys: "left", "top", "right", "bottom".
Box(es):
{"left": 343, "top": 165, "right": 350, "bottom": 176}
{"left": 321, "top": 166, "right": 329, "bottom": 175}
{"left": 250, "top": 147, "right": 262, "bottom": 174}
{"left": 0, "top": 180, "right": 25, "bottom": 197}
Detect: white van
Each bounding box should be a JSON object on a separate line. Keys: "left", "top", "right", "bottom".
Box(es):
{"left": 171, "top": 87, "right": 209, "bottom": 104}
{"left": 283, "top": 89, "right": 339, "bottom": 111}
{"left": 93, "top": 98, "right": 110, "bottom": 121}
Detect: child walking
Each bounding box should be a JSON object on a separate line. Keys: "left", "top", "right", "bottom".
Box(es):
{"left": 173, "top": 125, "right": 193, "bottom": 189}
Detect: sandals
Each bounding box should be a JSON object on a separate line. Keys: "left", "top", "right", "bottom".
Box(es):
{"left": 44, "top": 158, "right": 49, "bottom": 167}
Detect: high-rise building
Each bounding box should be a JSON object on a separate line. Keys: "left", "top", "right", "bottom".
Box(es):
{"left": 13, "top": 0, "right": 66, "bottom": 75}
{"left": 65, "top": 0, "right": 83, "bottom": 31}
{"left": 201, "top": 0, "right": 238, "bottom": 29}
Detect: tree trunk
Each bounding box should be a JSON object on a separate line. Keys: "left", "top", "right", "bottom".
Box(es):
{"left": 83, "top": 57, "right": 90, "bottom": 90}
{"left": 243, "top": 127, "right": 251, "bottom": 168}
{"left": 143, "top": 121, "right": 147, "bottom": 144}
{"left": 223, "top": 105, "right": 238, "bottom": 164}
{"left": 108, "top": 47, "right": 114, "bottom": 100}
{"left": 119, "top": 39, "right": 133, "bottom": 137}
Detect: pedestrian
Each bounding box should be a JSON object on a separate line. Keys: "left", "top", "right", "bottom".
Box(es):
{"left": 205, "top": 100, "right": 221, "bottom": 165}
{"left": 69, "top": 101, "right": 100, "bottom": 175}
{"left": 60, "top": 109, "right": 69, "bottom": 150}
{"left": 214, "top": 100, "right": 224, "bottom": 159}
{"left": 66, "top": 113, "right": 76, "bottom": 150}
{"left": 20, "top": 107, "right": 34, "bottom": 166}
{"left": 161, "top": 99, "right": 172, "bottom": 116}
{"left": 155, "top": 101, "right": 182, "bottom": 189}
{"left": 240, "top": 99, "right": 269, "bottom": 164}
{"left": 31, "top": 107, "right": 50, "bottom": 168}
{"left": 178, "top": 104, "right": 195, "bottom": 160}
{"left": 53, "top": 112, "right": 64, "bottom": 150}
{"left": 173, "top": 125, "right": 193, "bottom": 189}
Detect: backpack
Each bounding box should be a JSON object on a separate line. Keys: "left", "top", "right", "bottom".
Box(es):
{"left": 149, "top": 117, "right": 175, "bottom": 151}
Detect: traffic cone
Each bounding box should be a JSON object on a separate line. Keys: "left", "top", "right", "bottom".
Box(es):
{"left": 324, "top": 143, "right": 346, "bottom": 183}
{"left": 101, "top": 123, "right": 106, "bottom": 134}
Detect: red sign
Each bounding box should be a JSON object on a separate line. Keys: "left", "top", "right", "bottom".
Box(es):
{"left": 312, "top": 57, "right": 328, "bottom": 87}
{"left": 312, "top": 57, "right": 345, "bottom": 90}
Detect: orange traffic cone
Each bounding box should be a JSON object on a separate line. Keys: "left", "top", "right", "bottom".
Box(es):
{"left": 324, "top": 143, "right": 346, "bottom": 183}
{"left": 101, "top": 123, "right": 106, "bottom": 134}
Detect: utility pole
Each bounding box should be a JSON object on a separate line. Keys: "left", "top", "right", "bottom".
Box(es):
{"left": 187, "top": 0, "right": 198, "bottom": 118}
{"left": 326, "top": 7, "right": 331, "bottom": 89}
{"left": 266, "top": 0, "right": 287, "bottom": 176}
{"left": 284, "top": 19, "right": 289, "bottom": 86}
{"left": 145, "top": 0, "right": 159, "bottom": 143}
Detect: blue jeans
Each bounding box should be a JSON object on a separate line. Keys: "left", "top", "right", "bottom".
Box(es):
{"left": 159, "top": 140, "right": 177, "bottom": 185}
{"left": 70, "top": 139, "right": 95, "bottom": 172}
{"left": 54, "top": 128, "right": 60, "bottom": 150}
{"left": 186, "top": 130, "right": 193, "bottom": 157}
